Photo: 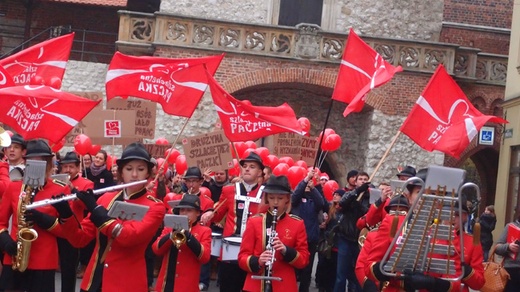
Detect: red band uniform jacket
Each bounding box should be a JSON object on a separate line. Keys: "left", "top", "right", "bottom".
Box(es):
{"left": 153, "top": 221, "right": 211, "bottom": 292}
{"left": 0, "top": 179, "right": 72, "bottom": 269}
{"left": 238, "top": 211, "right": 309, "bottom": 292}
{"left": 69, "top": 174, "right": 94, "bottom": 222}
{"left": 64, "top": 188, "right": 165, "bottom": 292}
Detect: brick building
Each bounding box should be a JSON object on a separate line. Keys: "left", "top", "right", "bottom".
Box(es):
{"left": 0, "top": 0, "right": 512, "bottom": 207}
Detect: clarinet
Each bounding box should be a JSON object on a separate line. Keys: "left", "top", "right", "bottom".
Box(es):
{"left": 264, "top": 207, "right": 278, "bottom": 292}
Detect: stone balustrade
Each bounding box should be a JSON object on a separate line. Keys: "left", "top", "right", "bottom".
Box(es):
{"left": 117, "top": 10, "right": 507, "bottom": 86}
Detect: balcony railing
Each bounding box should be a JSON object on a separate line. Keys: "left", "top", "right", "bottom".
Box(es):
{"left": 117, "top": 10, "right": 508, "bottom": 86}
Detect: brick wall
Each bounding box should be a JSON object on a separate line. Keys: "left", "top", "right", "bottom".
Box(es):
{"left": 440, "top": 27, "right": 510, "bottom": 55}
{"left": 443, "top": 0, "right": 513, "bottom": 28}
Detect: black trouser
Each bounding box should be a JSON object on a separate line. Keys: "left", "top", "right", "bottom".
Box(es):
{"left": 316, "top": 250, "right": 337, "bottom": 292}
{"left": 297, "top": 241, "right": 318, "bottom": 292}
{"left": 1, "top": 266, "right": 55, "bottom": 292}
{"left": 58, "top": 237, "right": 79, "bottom": 292}
{"left": 505, "top": 267, "right": 520, "bottom": 292}
{"left": 79, "top": 239, "right": 95, "bottom": 266}
{"left": 219, "top": 261, "right": 246, "bottom": 292}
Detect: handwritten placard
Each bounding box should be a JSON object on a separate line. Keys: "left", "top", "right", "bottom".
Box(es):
{"left": 272, "top": 132, "right": 302, "bottom": 160}
{"left": 107, "top": 98, "right": 156, "bottom": 139}
{"left": 143, "top": 144, "right": 173, "bottom": 158}
{"left": 300, "top": 136, "right": 319, "bottom": 166}
{"left": 182, "top": 130, "right": 233, "bottom": 170}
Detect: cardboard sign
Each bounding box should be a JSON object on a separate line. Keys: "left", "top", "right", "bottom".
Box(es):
{"left": 107, "top": 98, "right": 156, "bottom": 139}
{"left": 182, "top": 130, "right": 233, "bottom": 170}
{"left": 104, "top": 120, "right": 122, "bottom": 138}
{"left": 144, "top": 144, "right": 173, "bottom": 158}
{"left": 272, "top": 132, "right": 301, "bottom": 160}
{"left": 300, "top": 136, "right": 319, "bottom": 165}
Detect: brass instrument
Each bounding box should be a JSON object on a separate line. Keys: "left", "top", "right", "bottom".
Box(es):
{"left": 251, "top": 207, "right": 282, "bottom": 292}
{"left": 13, "top": 186, "right": 39, "bottom": 272}
{"left": 171, "top": 229, "right": 187, "bottom": 249}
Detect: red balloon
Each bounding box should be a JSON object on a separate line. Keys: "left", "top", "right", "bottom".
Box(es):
{"left": 106, "top": 155, "right": 113, "bottom": 171}
{"left": 254, "top": 147, "right": 270, "bottom": 162}
{"left": 264, "top": 155, "right": 279, "bottom": 169}
{"left": 156, "top": 137, "right": 169, "bottom": 145}
{"left": 241, "top": 148, "right": 256, "bottom": 159}
{"left": 165, "top": 148, "right": 181, "bottom": 164}
{"left": 298, "top": 117, "right": 311, "bottom": 134}
{"left": 228, "top": 159, "right": 240, "bottom": 177}
{"left": 317, "top": 128, "right": 336, "bottom": 143}
{"left": 163, "top": 192, "right": 179, "bottom": 208}
{"left": 244, "top": 141, "right": 257, "bottom": 149}
{"left": 278, "top": 156, "right": 294, "bottom": 167}
{"left": 287, "top": 166, "right": 306, "bottom": 189}
{"left": 200, "top": 187, "right": 211, "bottom": 198}
{"left": 294, "top": 160, "right": 308, "bottom": 169}
{"left": 49, "top": 76, "right": 62, "bottom": 89}
{"left": 88, "top": 144, "right": 102, "bottom": 156}
{"left": 322, "top": 133, "right": 342, "bottom": 152}
{"left": 233, "top": 142, "right": 248, "bottom": 158}
{"left": 322, "top": 180, "right": 340, "bottom": 201}
{"left": 51, "top": 138, "right": 65, "bottom": 153}
{"left": 156, "top": 158, "right": 168, "bottom": 175}
{"left": 175, "top": 155, "right": 187, "bottom": 176}
{"left": 74, "top": 134, "right": 92, "bottom": 156}
{"left": 272, "top": 163, "right": 290, "bottom": 176}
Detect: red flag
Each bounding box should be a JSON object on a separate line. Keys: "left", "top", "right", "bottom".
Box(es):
{"left": 0, "top": 66, "right": 15, "bottom": 89}
{"left": 0, "top": 33, "right": 74, "bottom": 88}
{"left": 332, "top": 29, "right": 402, "bottom": 117}
{"left": 105, "top": 52, "right": 223, "bottom": 117}
{"left": 0, "top": 85, "right": 100, "bottom": 144}
{"left": 207, "top": 73, "right": 305, "bottom": 142}
{"left": 399, "top": 64, "right": 507, "bottom": 158}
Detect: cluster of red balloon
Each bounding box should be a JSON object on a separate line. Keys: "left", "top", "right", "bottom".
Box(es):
{"left": 318, "top": 128, "right": 342, "bottom": 152}
{"left": 73, "top": 134, "right": 117, "bottom": 170}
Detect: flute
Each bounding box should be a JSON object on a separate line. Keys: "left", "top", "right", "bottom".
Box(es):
{"left": 25, "top": 180, "right": 149, "bottom": 210}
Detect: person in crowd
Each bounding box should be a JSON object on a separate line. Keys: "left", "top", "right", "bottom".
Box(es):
{"left": 169, "top": 167, "right": 214, "bottom": 213}
{"left": 334, "top": 171, "right": 371, "bottom": 292}
{"left": 291, "top": 168, "right": 325, "bottom": 292}
{"left": 319, "top": 173, "right": 329, "bottom": 188}
{"left": 344, "top": 170, "right": 358, "bottom": 191}
{"left": 201, "top": 152, "right": 266, "bottom": 292}
{"left": 0, "top": 139, "right": 75, "bottom": 292}
{"left": 238, "top": 175, "right": 310, "bottom": 292}
{"left": 82, "top": 154, "right": 92, "bottom": 175}
{"left": 85, "top": 150, "right": 114, "bottom": 192}
{"left": 153, "top": 195, "right": 211, "bottom": 292}
{"left": 494, "top": 207, "right": 520, "bottom": 292}
{"left": 59, "top": 142, "right": 166, "bottom": 292}
{"left": 170, "top": 172, "right": 185, "bottom": 194}
{"left": 316, "top": 189, "right": 343, "bottom": 292}
{"left": 263, "top": 166, "right": 272, "bottom": 183}
{"left": 4, "top": 133, "right": 26, "bottom": 180}
{"left": 111, "top": 164, "right": 119, "bottom": 184}
{"left": 395, "top": 165, "right": 416, "bottom": 181}
{"left": 479, "top": 205, "right": 496, "bottom": 261}
{"left": 58, "top": 151, "right": 95, "bottom": 292}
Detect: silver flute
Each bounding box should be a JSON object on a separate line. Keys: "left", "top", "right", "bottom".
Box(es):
{"left": 25, "top": 180, "right": 149, "bottom": 210}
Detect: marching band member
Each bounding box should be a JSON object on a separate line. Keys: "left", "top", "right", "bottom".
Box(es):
{"left": 201, "top": 152, "right": 266, "bottom": 292}
{"left": 365, "top": 196, "right": 485, "bottom": 291}
{"left": 238, "top": 175, "right": 309, "bottom": 292}
{"left": 4, "top": 133, "right": 26, "bottom": 180}
{"left": 167, "top": 166, "right": 214, "bottom": 212}
{"left": 153, "top": 195, "right": 211, "bottom": 291}
{"left": 61, "top": 142, "right": 166, "bottom": 292}
{"left": 0, "top": 139, "right": 74, "bottom": 292}
{"left": 57, "top": 151, "right": 95, "bottom": 292}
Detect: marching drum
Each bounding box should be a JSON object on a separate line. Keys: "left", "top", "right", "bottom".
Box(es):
{"left": 211, "top": 232, "right": 222, "bottom": 257}
{"left": 222, "top": 236, "right": 242, "bottom": 261}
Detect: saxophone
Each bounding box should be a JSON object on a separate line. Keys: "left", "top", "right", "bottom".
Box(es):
{"left": 13, "top": 186, "right": 39, "bottom": 272}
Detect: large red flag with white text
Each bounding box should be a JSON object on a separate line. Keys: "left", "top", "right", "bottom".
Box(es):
{"left": 207, "top": 73, "right": 305, "bottom": 142}
{"left": 0, "top": 85, "right": 100, "bottom": 144}
{"left": 332, "top": 29, "right": 402, "bottom": 117}
{"left": 105, "top": 52, "right": 223, "bottom": 117}
{"left": 400, "top": 64, "right": 507, "bottom": 158}
{"left": 0, "top": 66, "right": 15, "bottom": 88}
{"left": 0, "top": 33, "right": 74, "bottom": 88}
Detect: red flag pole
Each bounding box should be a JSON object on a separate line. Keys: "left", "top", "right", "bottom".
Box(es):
{"left": 154, "top": 117, "right": 191, "bottom": 183}
{"left": 313, "top": 99, "right": 334, "bottom": 169}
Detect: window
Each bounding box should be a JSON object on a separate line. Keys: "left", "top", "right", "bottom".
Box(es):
{"left": 506, "top": 145, "right": 520, "bottom": 222}
{"left": 278, "top": 0, "right": 323, "bottom": 26}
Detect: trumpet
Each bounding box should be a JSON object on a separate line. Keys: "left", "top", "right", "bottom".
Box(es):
{"left": 25, "top": 180, "right": 148, "bottom": 210}
{"left": 171, "top": 229, "right": 187, "bottom": 249}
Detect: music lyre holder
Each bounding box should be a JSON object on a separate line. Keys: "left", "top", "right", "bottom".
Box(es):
{"left": 379, "top": 166, "right": 475, "bottom": 282}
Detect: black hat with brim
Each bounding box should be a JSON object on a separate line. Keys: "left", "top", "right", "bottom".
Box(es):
{"left": 397, "top": 166, "right": 416, "bottom": 178}
{"left": 183, "top": 166, "right": 203, "bottom": 179}
{"left": 23, "top": 139, "right": 54, "bottom": 158}
{"left": 263, "top": 175, "right": 292, "bottom": 194}
{"left": 239, "top": 152, "right": 264, "bottom": 170}
{"left": 11, "top": 134, "right": 26, "bottom": 148}
{"left": 385, "top": 194, "right": 410, "bottom": 213}
{"left": 116, "top": 142, "right": 154, "bottom": 169}
{"left": 174, "top": 195, "right": 201, "bottom": 214}
{"left": 59, "top": 151, "right": 80, "bottom": 164}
